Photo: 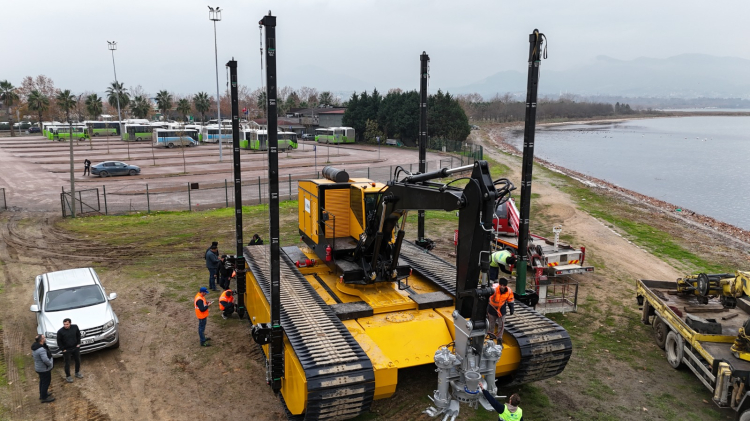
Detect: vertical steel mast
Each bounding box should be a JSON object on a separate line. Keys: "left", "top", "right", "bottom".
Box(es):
{"left": 260, "top": 11, "right": 283, "bottom": 393}
{"left": 227, "top": 58, "right": 246, "bottom": 319}
{"left": 416, "top": 51, "right": 432, "bottom": 250}
{"left": 516, "top": 29, "right": 546, "bottom": 296}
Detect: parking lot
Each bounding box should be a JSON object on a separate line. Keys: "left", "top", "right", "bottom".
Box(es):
{"left": 0, "top": 135, "right": 451, "bottom": 214}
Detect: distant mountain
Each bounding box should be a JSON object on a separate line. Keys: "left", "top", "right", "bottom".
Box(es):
{"left": 451, "top": 54, "right": 750, "bottom": 99}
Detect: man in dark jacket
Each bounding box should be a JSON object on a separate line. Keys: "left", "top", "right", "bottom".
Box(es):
{"left": 83, "top": 159, "right": 91, "bottom": 176}
{"left": 248, "top": 234, "right": 263, "bottom": 246}
{"left": 32, "top": 334, "right": 55, "bottom": 403}
{"left": 206, "top": 244, "right": 220, "bottom": 291}
{"left": 57, "top": 318, "right": 83, "bottom": 383}
{"left": 217, "top": 255, "right": 233, "bottom": 290}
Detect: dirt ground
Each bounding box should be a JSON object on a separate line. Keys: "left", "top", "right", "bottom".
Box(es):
{"left": 0, "top": 123, "right": 745, "bottom": 420}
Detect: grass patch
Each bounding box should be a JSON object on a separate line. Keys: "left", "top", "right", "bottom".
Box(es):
{"left": 560, "top": 182, "right": 731, "bottom": 274}
{"left": 12, "top": 354, "right": 26, "bottom": 383}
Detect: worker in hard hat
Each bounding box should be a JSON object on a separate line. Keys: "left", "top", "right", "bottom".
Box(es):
{"left": 489, "top": 249, "right": 517, "bottom": 283}
{"left": 487, "top": 277, "right": 515, "bottom": 342}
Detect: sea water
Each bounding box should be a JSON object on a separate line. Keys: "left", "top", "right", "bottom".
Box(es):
{"left": 507, "top": 116, "right": 750, "bottom": 229}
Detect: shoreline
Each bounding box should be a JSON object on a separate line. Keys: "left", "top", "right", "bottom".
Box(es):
{"left": 488, "top": 126, "right": 750, "bottom": 249}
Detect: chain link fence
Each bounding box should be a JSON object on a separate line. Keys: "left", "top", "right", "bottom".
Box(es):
{"left": 61, "top": 157, "right": 475, "bottom": 216}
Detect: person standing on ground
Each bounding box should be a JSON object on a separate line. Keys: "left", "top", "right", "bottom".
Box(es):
{"left": 32, "top": 334, "right": 55, "bottom": 403}
{"left": 487, "top": 277, "right": 515, "bottom": 342}
{"left": 83, "top": 159, "right": 91, "bottom": 176}
{"left": 195, "top": 287, "right": 213, "bottom": 347}
{"left": 217, "top": 255, "right": 233, "bottom": 290}
{"left": 57, "top": 318, "right": 83, "bottom": 383}
{"left": 205, "top": 244, "right": 220, "bottom": 291}
{"left": 478, "top": 383, "right": 523, "bottom": 420}
{"left": 489, "top": 249, "right": 516, "bottom": 282}
{"left": 248, "top": 234, "right": 263, "bottom": 246}
{"left": 219, "top": 289, "right": 235, "bottom": 319}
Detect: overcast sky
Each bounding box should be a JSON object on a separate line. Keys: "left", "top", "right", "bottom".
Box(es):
{"left": 2, "top": 0, "right": 749, "bottom": 98}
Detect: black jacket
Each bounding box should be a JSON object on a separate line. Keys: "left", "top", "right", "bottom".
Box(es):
{"left": 56, "top": 325, "right": 81, "bottom": 351}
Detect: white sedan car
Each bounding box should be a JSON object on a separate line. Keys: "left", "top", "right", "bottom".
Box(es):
{"left": 30, "top": 268, "right": 120, "bottom": 358}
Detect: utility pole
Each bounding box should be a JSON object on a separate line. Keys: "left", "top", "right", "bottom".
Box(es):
{"left": 260, "top": 11, "right": 282, "bottom": 394}
{"left": 227, "top": 58, "right": 246, "bottom": 319}
{"left": 515, "top": 29, "right": 546, "bottom": 299}
{"left": 415, "top": 51, "right": 432, "bottom": 250}
{"left": 107, "top": 41, "right": 125, "bottom": 152}
{"left": 208, "top": 6, "right": 224, "bottom": 162}
{"left": 69, "top": 115, "right": 76, "bottom": 218}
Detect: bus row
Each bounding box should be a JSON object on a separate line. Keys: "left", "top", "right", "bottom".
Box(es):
{"left": 151, "top": 128, "right": 300, "bottom": 150}
{"left": 40, "top": 121, "right": 355, "bottom": 146}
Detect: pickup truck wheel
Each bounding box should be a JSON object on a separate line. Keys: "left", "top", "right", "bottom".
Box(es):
{"left": 653, "top": 317, "right": 668, "bottom": 349}
{"left": 665, "top": 331, "right": 684, "bottom": 368}
{"left": 739, "top": 409, "right": 750, "bottom": 421}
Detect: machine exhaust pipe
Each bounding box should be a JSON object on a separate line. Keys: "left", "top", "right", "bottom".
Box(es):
{"left": 322, "top": 166, "right": 350, "bottom": 182}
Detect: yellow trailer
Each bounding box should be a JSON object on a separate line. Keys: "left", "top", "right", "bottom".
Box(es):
{"left": 637, "top": 276, "right": 750, "bottom": 420}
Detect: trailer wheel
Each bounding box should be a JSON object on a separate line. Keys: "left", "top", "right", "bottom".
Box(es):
{"left": 665, "top": 331, "right": 684, "bottom": 368}
{"left": 653, "top": 317, "right": 668, "bottom": 349}
{"left": 739, "top": 410, "right": 750, "bottom": 421}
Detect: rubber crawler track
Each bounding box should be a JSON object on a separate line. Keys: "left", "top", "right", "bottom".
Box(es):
{"left": 244, "top": 246, "right": 375, "bottom": 421}
{"left": 399, "top": 241, "right": 573, "bottom": 386}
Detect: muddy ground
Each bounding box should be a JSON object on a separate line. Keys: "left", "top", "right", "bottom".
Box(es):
{"left": 1, "top": 122, "right": 747, "bottom": 420}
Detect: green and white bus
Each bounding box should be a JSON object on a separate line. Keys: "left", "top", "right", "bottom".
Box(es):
{"left": 315, "top": 127, "right": 355, "bottom": 144}
{"left": 123, "top": 124, "right": 154, "bottom": 141}
{"left": 85, "top": 121, "right": 120, "bottom": 137}
{"left": 152, "top": 129, "right": 199, "bottom": 148}
{"left": 51, "top": 126, "right": 89, "bottom": 141}
{"left": 243, "top": 130, "right": 298, "bottom": 151}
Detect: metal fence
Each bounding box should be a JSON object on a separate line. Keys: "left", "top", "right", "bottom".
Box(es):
{"left": 62, "top": 157, "right": 475, "bottom": 217}
{"left": 61, "top": 188, "right": 101, "bottom": 217}
{"left": 426, "top": 138, "right": 483, "bottom": 160}
{"left": 0, "top": 188, "right": 6, "bottom": 210}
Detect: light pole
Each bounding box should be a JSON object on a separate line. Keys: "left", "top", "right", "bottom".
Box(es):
{"left": 208, "top": 6, "right": 223, "bottom": 162}
{"left": 107, "top": 41, "right": 125, "bottom": 155}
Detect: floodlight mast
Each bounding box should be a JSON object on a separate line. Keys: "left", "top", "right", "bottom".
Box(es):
{"left": 107, "top": 41, "right": 124, "bottom": 146}
{"left": 208, "top": 6, "right": 224, "bottom": 161}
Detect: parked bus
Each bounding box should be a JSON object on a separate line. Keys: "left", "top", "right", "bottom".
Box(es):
{"left": 51, "top": 126, "right": 89, "bottom": 141}
{"left": 244, "top": 130, "right": 298, "bottom": 151}
{"left": 42, "top": 122, "right": 62, "bottom": 138}
{"left": 152, "top": 129, "right": 199, "bottom": 148}
{"left": 85, "top": 121, "right": 120, "bottom": 137}
{"left": 123, "top": 124, "right": 154, "bottom": 141}
{"left": 315, "top": 127, "right": 355, "bottom": 144}
{"left": 200, "top": 126, "right": 233, "bottom": 143}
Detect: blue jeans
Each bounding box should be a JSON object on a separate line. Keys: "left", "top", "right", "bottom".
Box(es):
{"left": 208, "top": 267, "right": 217, "bottom": 290}
{"left": 198, "top": 317, "right": 207, "bottom": 344}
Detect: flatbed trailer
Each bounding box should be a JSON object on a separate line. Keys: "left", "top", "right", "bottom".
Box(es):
{"left": 637, "top": 279, "right": 750, "bottom": 420}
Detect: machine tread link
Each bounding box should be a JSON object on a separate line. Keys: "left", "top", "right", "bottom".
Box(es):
{"left": 399, "top": 241, "right": 573, "bottom": 386}
{"left": 244, "top": 245, "right": 375, "bottom": 420}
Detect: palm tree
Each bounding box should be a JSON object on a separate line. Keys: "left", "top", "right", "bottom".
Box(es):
{"left": 130, "top": 95, "right": 151, "bottom": 119}
{"left": 56, "top": 90, "right": 76, "bottom": 122}
{"left": 155, "top": 90, "right": 172, "bottom": 121}
{"left": 27, "top": 90, "right": 50, "bottom": 134}
{"left": 85, "top": 94, "right": 103, "bottom": 120}
{"left": 0, "top": 80, "right": 20, "bottom": 136}
{"left": 176, "top": 99, "right": 191, "bottom": 122}
{"left": 319, "top": 91, "right": 334, "bottom": 107}
{"left": 193, "top": 92, "right": 210, "bottom": 125}
{"left": 105, "top": 81, "right": 130, "bottom": 115}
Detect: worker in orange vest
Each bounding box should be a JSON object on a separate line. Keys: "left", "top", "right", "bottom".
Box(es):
{"left": 219, "top": 290, "right": 236, "bottom": 320}
{"left": 487, "top": 278, "right": 515, "bottom": 342}
{"left": 195, "top": 287, "right": 213, "bottom": 347}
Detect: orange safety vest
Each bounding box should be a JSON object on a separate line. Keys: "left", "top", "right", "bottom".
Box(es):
{"left": 219, "top": 290, "right": 234, "bottom": 311}
{"left": 194, "top": 293, "right": 209, "bottom": 319}
{"left": 489, "top": 285, "right": 514, "bottom": 315}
